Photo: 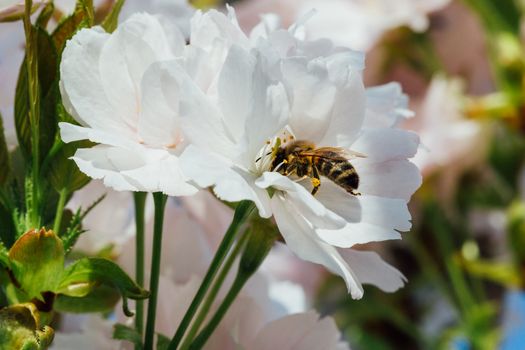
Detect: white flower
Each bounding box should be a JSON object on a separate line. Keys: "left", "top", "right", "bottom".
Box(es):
{"left": 59, "top": 13, "right": 197, "bottom": 196}
{"left": 119, "top": 0, "right": 195, "bottom": 38}
{"left": 235, "top": 0, "right": 451, "bottom": 51}
{"left": 0, "top": 0, "right": 46, "bottom": 22}
{"left": 53, "top": 192, "right": 350, "bottom": 350}
{"left": 164, "top": 9, "right": 421, "bottom": 298}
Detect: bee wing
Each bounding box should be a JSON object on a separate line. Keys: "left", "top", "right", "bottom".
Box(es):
{"left": 300, "top": 147, "right": 367, "bottom": 160}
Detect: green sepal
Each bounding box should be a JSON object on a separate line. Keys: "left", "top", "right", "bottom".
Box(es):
{"left": 239, "top": 217, "right": 278, "bottom": 277}
{"left": 101, "top": 0, "right": 125, "bottom": 33}
{"left": 35, "top": 1, "right": 55, "bottom": 28}
{"left": 0, "top": 303, "right": 54, "bottom": 350}
{"left": 54, "top": 284, "right": 120, "bottom": 314}
{"left": 75, "top": 0, "right": 94, "bottom": 26}
{"left": 47, "top": 140, "right": 91, "bottom": 193}
{"left": 0, "top": 114, "right": 10, "bottom": 186}
{"left": 113, "top": 323, "right": 142, "bottom": 348}
{"left": 52, "top": 3, "right": 92, "bottom": 53}
{"left": 14, "top": 27, "right": 58, "bottom": 164}
{"left": 8, "top": 229, "right": 64, "bottom": 301}
{"left": 56, "top": 257, "right": 149, "bottom": 313}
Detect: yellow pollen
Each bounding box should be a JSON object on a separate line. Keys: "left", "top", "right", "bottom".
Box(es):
{"left": 311, "top": 178, "right": 320, "bottom": 187}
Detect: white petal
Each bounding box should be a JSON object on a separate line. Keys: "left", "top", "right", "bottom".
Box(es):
{"left": 138, "top": 61, "right": 183, "bottom": 148}
{"left": 59, "top": 122, "right": 139, "bottom": 150}
{"left": 351, "top": 127, "right": 419, "bottom": 162}
{"left": 271, "top": 196, "right": 363, "bottom": 298}
{"left": 71, "top": 146, "right": 140, "bottom": 192}
{"left": 190, "top": 8, "right": 250, "bottom": 51}
{"left": 365, "top": 82, "right": 413, "bottom": 128}
{"left": 353, "top": 159, "right": 422, "bottom": 201}
{"left": 98, "top": 13, "right": 173, "bottom": 130}
{"left": 318, "top": 65, "right": 366, "bottom": 148}
{"left": 72, "top": 145, "right": 196, "bottom": 196}
{"left": 316, "top": 182, "right": 412, "bottom": 231}
{"left": 339, "top": 249, "right": 407, "bottom": 293}
{"left": 121, "top": 154, "right": 198, "bottom": 196}
{"left": 256, "top": 172, "right": 345, "bottom": 230}
{"left": 242, "top": 59, "right": 289, "bottom": 166}
{"left": 218, "top": 44, "right": 257, "bottom": 140}
{"left": 60, "top": 27, "right": 134, "bottom": 135}
{"left": 180, "top": 145, "right": 272, "bottom": 217}
{"left": 283, "top": 57, "right": 337, "bottom": 144}
{"left": 161, "top": 62, "right": 236, "bottom": 157}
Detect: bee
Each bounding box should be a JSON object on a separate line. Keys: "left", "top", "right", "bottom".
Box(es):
{"left": 270, "top": 140, "right": 362, "bottom": 196}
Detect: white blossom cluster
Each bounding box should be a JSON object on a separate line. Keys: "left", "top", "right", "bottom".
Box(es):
{"left": 59, "top": 6, "right": 421, "bottom": 300}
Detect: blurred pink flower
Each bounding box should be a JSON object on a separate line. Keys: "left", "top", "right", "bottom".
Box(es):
{"left": 406, "top": 75, "right": 488, "bottom": 201}
{"left": 53, "top": 191, "right": 350, "bottom": 349}
{"left": 429, "top": 1, "right": 494, "bottom": 95}
{"left": 235, "top": 0, "right": 451, "bottom": 51}
{"left": 66, "top": 180, "right": 143, "bottom": 255}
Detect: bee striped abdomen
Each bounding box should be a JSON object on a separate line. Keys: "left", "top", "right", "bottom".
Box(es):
{"left": 316, "top": 158, "right": 359, "bottom": 194}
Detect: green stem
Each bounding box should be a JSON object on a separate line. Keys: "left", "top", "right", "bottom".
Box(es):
{"left": 133, "top": 192, "right": 147, "bottom": 349}
{"left": 180, "top": 229, "right": 250, "bottom": 349}
{"left": 143, "top": 192, "right": 167, "bottom": 350}
{"left": 190, "top": 220, "right": 277, "bottom": 349}
{"left": 168, "top": 200, "right": 255, "bottom": 350}
{"left": 23, "top": 0, "right": 41, "bottom": 229}
{"left": 189, "top": 271, "right": 250, "bottom": 350}
{"left": 52, "top": 188, "right": 68, "bottom": 234}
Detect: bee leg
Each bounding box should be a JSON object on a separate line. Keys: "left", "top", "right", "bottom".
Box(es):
{"left": 285, "top": 165, "right": 297, "bottom": 177}
{"left": 350, "top": 189, "right": 361, "bottom": 196}
{"left": 293, "top": 175, "right": 309, "bottom": 183}
{"left": 311, "top": 166, "right": 321, "bottom": 196}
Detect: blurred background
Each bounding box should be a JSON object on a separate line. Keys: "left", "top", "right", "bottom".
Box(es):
{"left": 207, "top": 0, "right": 525, "bottom": 349}
{"left": 4, "top": 0, "right": 525, "bottom": 349}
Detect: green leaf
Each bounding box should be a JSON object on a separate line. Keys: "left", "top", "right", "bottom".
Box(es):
{"left": 101, "top": 0, "right": 125, "bottom": 33}
{"left": 35, "top": 1, "right": 55, "bottom": 28}
{"left": 54, "top": 284, "right": 120, "bottom": 313}
{"left": 0, "top": 201, "right": 15, "bottom": 249}
{"left": 113, "top": 323, "right": 142, "bottom": 348}
{"left": 47, "top": 140, "right": 91, "bottom": 193}
{"left": 0, "top": 114, "right": 10, "bottom": 185}
{"left": 14, "top": 27, "right": 58, "bottom": 163}
{"left": 52, "top": 10, "right": 88, "bottom": 53}
{"left": 57, "top": 257, "right": 149, "bottom": 303}
{"left": 8, "top": 229, "right": 65, "bottom": 301}
{"left": 0, "top": 303, "right": 54, "bottom": 350}
{"left": 75, "top": 0, "right": 94, "bottom": 26}
{"left": 0, "top": 241, "right": 9, "bottom": 269}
